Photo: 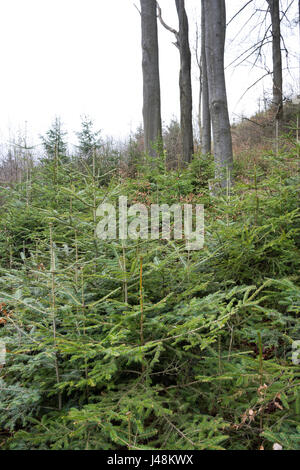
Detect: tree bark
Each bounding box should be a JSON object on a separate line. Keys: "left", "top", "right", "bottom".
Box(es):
{"left": 267, "top": 0, "right": 283, "bottom": 120}
{"left": 201, "top": 0, "right": 211, "bottom": 155}
{"left": 204, "top": 0, "right": 233, "bottom": 186}
{"left": 197, "top": 47, "right": 202, "bottom": 145}
{"left": 140, "top": 0, "right": 162, "bottom": 157}
{"left": 175, "top": 0, "right": 194, "bottom": 164}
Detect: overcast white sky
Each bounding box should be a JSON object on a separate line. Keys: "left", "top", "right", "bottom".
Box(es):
{"left": 0, "top": 0, "right": 298, "bottom": 149}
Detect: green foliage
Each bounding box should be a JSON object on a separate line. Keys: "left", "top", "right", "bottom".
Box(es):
{"left": 41, "top": 117, "right": 68, "bottom": 163}
{"left": 76, "top": 115, "right": 102, "bottom": 161}
{"left": 0, "top": 146, "right": 299, "bottom": 450}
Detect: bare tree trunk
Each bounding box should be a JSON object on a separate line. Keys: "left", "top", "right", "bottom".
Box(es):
{"left": 204, "top": 0, "right": 233, "bottom": 186}
{"left": 175, "top": 0, "right": 194, "bottom": 164}
{"left": 267, "top": 0, "right": 283, "bottom": 120}
{"left": 198, "top": 52, "right": 202, "bottom": 145}
{"left": 201, "top": 0, "right": 211, "bottom": 155}
{"left": 140, "top": 0, "right": 162, "bottom": 157}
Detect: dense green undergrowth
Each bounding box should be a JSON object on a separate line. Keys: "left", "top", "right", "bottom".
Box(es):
{"left": 0, "top": 148, "right": 299, "bottom": 450}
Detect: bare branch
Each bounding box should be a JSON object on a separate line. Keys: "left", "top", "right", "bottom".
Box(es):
{"left": 227, "top": 0, "right": 254, "bottom": 27}
{"left": 235, "top": 71, "right": 273, "bottom": 106}
{"left": 235, "top": 114, "right": 266, "bottom": 128}
{"left": 156, "top": 1, "right": 179, "bottom": 47}
{"left": 252, "top": 24, "right": 272, "bottom": 70}
{"left": 280, "top": 0, "right": 295, "bottom": 24}
{"left": 133, "top": 2, "right": 141, "bottom": 16}
{"left": 226, "top": 36, "right": 272, "bottom": 70}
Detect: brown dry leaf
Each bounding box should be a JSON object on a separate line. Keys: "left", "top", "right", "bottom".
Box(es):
{"left": 257, "top": 383, "right": 268, "bottom": 395}
{"left": 274, "top": 401, "right": 283, "bottom": 410}
{"left": 248, "top": 409, "right": 256, "bottom": 423}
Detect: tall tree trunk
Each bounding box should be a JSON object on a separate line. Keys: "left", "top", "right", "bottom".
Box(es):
{"left": 201, "top": 0, "right": 211, "bottom": 155}
{"left": 140, "top": 0, "right": 162, "bottom": 157}
{"left": 198, "top": 50, "right": 202, "bottom": 145}
{"left": 175, "top": 0, "right": 194, "bottom": 164}
{"left": 204, "top": 0, "right": 233, "bottom": 186}
{"left": 267, "top": 0, "right": 283, "bottom": 120}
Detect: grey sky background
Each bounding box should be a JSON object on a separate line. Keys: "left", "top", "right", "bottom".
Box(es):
{"left": 0, "top": 0, "right": 298, "bottom": 149}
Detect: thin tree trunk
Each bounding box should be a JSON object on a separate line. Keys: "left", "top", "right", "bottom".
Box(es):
{"left": 267, "top": 0, "right": 283, "bottom": 120}
{"left": 198, "top": 56, "right": 202, "bottom": 145}
{"left": 140, "top": 0, "right": 162, "bottom": 157}
{"left": 175, "top": 0, "right": 194, "bottom": 164}
{"left": 204, "top": 0, "right": 233, "bottom": 186}
{"left": 201, "top": 0, "right": 211, "bottom": 155}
